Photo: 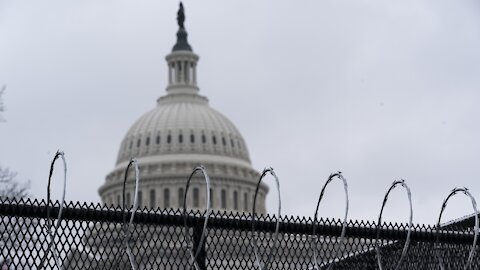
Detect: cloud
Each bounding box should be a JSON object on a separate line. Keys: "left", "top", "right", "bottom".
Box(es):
{"left": 1, "top": 0, "right": 479, "bottom": 225}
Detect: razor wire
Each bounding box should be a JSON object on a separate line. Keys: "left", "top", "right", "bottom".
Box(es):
{"left": 182, "top": 166, "right": 212, "bottom": 270}
{"left": 311, "top": 172, "right": 349, "bottom": 270}
{"left": 2, "top": 154, "right": 480, "bottom": 269}
{"left": 112, "top": 158, "right": 141, "bottom": 270}
{"left": 40, "top": 150, "right": 67, "bottom": 270}
{"left": 435, "top": 187, "right": 479, "bottom": 270}
{"left": 375, "top": 179, "right": 413, "bottom": 270}
{"left": 251, "top": 167, "right": 281, "bottom": 270}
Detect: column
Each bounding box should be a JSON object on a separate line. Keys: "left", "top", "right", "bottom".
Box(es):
{"left": 176, "top": 61, "right": 181, "bottom": 83}
{"left": 184, "top": 61, "right": 189, "bottom": 83}
{"left": 193, "top": 63, "right": 197, "bottom": 85}
{"left": 179, "top": 61, "right": 184, "bottom": 83}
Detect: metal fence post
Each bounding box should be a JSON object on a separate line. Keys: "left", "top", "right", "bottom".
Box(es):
{"left": 193, "top": 221, "right": 207, "bottom": 270}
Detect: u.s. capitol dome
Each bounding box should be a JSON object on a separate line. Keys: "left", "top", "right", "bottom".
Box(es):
{"left": 98, "top": 5, "right": 268, "bottom": 214}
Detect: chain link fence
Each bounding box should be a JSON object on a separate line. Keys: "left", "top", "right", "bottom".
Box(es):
{"left": 0, "top": 197, "right": 478, "bottom": 269}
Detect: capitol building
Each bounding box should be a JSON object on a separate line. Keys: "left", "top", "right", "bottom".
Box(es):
{"left": 65, "top": 5, "right": 336, "bottom": 269}
{"left": 98, "top": 3, "right": 268, "bottom": 214}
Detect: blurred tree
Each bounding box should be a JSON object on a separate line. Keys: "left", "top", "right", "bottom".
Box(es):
{"left": 0, "top": 85, "right": 29, "bottom": 198}
{"left": 0, "top": 166, "right": 30, "bottom": 199}
{"left": 0, "top": 86, "right": 37, "bottom": 269}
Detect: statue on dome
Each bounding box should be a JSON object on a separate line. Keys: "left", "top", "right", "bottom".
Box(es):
{"left": 177, "top": 2, "right": 185, "bottom": 29}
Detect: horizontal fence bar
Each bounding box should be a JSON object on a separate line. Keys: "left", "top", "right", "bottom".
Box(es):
{"left": 0, "top": 201, "right": 475, "bottom": 246}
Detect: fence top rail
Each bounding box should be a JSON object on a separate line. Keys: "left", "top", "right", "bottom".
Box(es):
{"left": 0, "top": 198, "right": 476, "bottom": 246}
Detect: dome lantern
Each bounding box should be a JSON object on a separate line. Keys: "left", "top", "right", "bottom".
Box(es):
{"left": 165, "top": 2, "right": 199, "bottom": 97}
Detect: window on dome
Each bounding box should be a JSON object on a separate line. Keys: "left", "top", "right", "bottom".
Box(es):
{"left": 137, "top": 191, "right": 143, "bottom": 208}
{"left": 233, "top": 191, "right": 238, "bottom": 210}
{"left": 209, "top": 188, "right": 214, "bottom": 208}
{"left": 146, "top": 137, "right": 150, "bottom": 146}
{"left": 221, "top": 189, "right": 227, "bottom": 209}
{"left": 178, "top": 188, "right": 184, "bottom": 208}
{"left": 137, "top": 139, "right": 141, "bottom": 148}
{"left": 222, "top": 137, "right": 226, "bottom": 146}
{"left": 126, "top": 192, "right": 131, "bottom": 207}
{"left": 150, "top": 189, "right": 156, "bottom": 209}
{"left": 244, "top": 193, "right": 248, "bottom": 211}
{"left": 164, "top": 188, "right": 170, "bottom": 209}
{"left": 167, "top": 134, "right": 172, "bottom": 144}
{"left": 212, "top": 136, "right": 217, "bottom": 145}
{"left": 202, "top": 134, "right": 206, "bottom": 144}
{"left": 179, "top": 134, "right": 183, "bottom": 143}
{"left": 193, "top": 188, "right": 199, "bottom": 208}
{"left": 231, "top": 139, "right": 235, "bottom": 148}
{"left": 156, "top": 135, "right": 160, "bottom": 144}
{"left": 190, "top": 134, "right": 195, "bottom": 143}
{"left": 129, "top": 141, "right": 133, "bottom": 149}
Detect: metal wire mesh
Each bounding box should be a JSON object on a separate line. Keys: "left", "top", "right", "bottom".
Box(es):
{"left": 0, "top": 197, "right": 478, "bottom": 269}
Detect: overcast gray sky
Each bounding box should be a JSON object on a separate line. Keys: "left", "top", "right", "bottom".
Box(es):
{"left": 1, "top": 0, "right": 480, "bottom": 225}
